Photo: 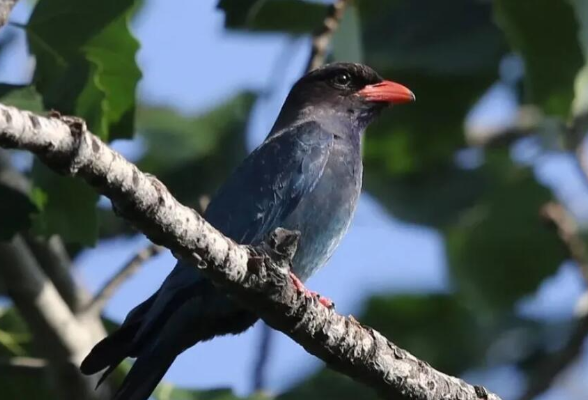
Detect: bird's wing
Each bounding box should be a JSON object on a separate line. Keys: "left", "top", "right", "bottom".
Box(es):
{"left": 205, "top": 120, "right": 333, "bottom": 244}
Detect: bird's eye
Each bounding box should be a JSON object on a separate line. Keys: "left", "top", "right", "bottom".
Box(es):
{"left": 332, "top": 72, "right": 352, "bottom": 88}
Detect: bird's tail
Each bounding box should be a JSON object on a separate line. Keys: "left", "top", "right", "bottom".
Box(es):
{"left": 111, "top": 347, "right": 177, "bottom": 400}
{"left": 80, "top": 291, "right": 158, "bottom": 384}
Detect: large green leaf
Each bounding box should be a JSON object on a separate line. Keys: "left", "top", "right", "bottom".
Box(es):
{"left": 137, "top": 93, "right": 256, "bottom": 209}
{"left": 27, "top": 0, "right": 141, "bottom": 141}
{"left": 446, "top": 153, "right": 567, "bottom": 312}
{"left": 494, "top": 0, "right": 584, "bottom": 117}
{"left": 30, "top": 162, "right": 98, "bottom": 246}
{"left": 218, "top": 0, "right": 327, "bottom": 33}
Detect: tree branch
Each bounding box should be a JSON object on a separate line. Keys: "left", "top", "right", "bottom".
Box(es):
{"left": 0, "top": 0, "right": 18, "bottom": 27}
{"left": 514, "top": 202, "right": 588, "bottom": 400}
{"left": 0, "top": 103, "right": 502, "bottom": 400}
{"left": 305, "top": 0, "right": 349, "bottom": 72}
{"left": 0, "top": 235, "right": 107, "bottom": 400}
{"left": 82, "top": 243, "right": 164, "bottom": 316}
{"left": 541, "top": 202, "right": 588, "bottom": 285}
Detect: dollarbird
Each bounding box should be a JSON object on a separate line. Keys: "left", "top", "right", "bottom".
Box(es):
{"left": 80, "top": 62, "right": 415, "bottom": 400}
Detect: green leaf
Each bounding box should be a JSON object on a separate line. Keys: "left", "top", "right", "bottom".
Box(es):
{"left": 0, "top": 183, "right": 38, "bottom": 240}
{"left": 30, "top": 162, "right": 99, "bottom": 246}
{"left": 218, "top": 0, "right": 327, "bottom": 33}
{"left": 446, "top": 153, "right": 567, "bottom": 312}
{"left": 494, "top": 0, "right": 584, "bottom": 116}
{"left": 27, "top": 0, "right": 141, "bottom": 141}
{"left": 137, "top": 93, "right": 256, "bottom": 209}
{"left": 0, "top": 85, "right": 44, "bottom": 113}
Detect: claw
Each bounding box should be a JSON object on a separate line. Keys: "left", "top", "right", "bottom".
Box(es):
{"left": 289, "top": 272, "right": 334, "bottom": 308}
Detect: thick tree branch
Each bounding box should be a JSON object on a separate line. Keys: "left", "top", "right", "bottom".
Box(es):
{"left": 305, "top": 0, "right": 349, "bottom": 72}
{"left": 0, "top": 103, "right": 501, "bottom": 400}
{"left": 0, "top": 235, "right": 106, "bottom": 400}
{"left": 82, "top": 243, "right": 164, "bottom": 316}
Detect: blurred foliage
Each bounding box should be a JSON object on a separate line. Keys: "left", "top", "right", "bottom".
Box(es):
{"left": 446, "top": 153, "right": 567, "bottom": 312}
{"left": 0, "top": 0, "right": 587, "bottom": 398}
{"left": 0, "top": 183, "right": 37, "bottom": 240}
{"left": 218, "top": 0, "right": 327, "bottom": 33}
{"left": 154, "top": 386, "right": 267, "bottom": 400}
{"left": 30, "top": 162, "right": 99, "bottom": 246}
{"left": 494, "top": 0, "right": 584, "bottom": 117}
{"left": 137, "top": 93, "right": 256, "bottom": 208}
{"left": 0, "top": 84, "right": 43, "bottom": 113}
{"left": 0, "top": 307, "right": 54, "bottom": 399}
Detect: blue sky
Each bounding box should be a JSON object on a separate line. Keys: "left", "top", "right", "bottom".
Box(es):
{"left": 1, "top": 1, "right": 588, "bottom": 399}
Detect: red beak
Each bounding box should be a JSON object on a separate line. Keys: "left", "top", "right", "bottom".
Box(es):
{"left": 357, "top": 80, "right": 415, "bottom": 104}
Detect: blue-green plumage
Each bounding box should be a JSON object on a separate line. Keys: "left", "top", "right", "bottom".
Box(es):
{"left": 80, "top": 63, "right": 414, "bottom": 400}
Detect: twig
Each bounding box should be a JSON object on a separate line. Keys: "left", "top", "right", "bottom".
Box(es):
{"left": 0, "top": 356, "right": 48, "bottom": 369}
{"left": 516, "top": 203, "right": 588, "bottom": 400}
{"left": 0, "top": 103, "right": 503, "bottom": 400}
{"left": 0, "top": 0, "right": 18, "bottom": 27}
{"left": 305, "top": 0, "right": 349, "bottom": 73}
{"left": 83, "top": 243, "right": 164, "bottom": 315}
{"left": 541, "top": 202, "right": 588, "bottom": 283}
{"left": 516, "top": 312, "right": 588, "bottom": 400}
{"left": 252, "top": 323, "right": 274, "bottom": 393}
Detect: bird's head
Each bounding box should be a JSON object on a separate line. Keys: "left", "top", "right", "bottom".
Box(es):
{"left": 271, "top": 63, "right": 414, "bottom": 136}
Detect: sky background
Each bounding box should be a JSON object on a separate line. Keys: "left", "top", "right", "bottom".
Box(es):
{"left": 1, "top": 1, "right": 588, "bottom": 399}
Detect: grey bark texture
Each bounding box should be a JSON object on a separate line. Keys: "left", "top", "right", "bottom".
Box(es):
{"left": 0, "top": 103, "right": 502, "bottom": 400}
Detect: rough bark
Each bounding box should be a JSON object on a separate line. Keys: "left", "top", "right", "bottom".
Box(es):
{"left": 0, "top": 103, "right": 501, "bottom": 400}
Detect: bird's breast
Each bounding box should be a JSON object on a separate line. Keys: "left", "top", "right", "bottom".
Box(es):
{"left": 282, "top": 138, "right": 362, "bottom": 281}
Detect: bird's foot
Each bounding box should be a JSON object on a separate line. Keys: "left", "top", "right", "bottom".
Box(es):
{"left": 289, "top": 272, "right": 334, "bottom": 308}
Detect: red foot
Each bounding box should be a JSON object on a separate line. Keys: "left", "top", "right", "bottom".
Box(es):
{"left": 289, "top": 272, "right": 334, "bottom": 308}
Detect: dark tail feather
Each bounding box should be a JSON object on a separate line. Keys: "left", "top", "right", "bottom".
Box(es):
{"left": 112, "top": 350, "right": 177, "bottom": 400}
{"left": 80, "top": 319, "right": 140, "bottom": 376}
{"left": 80, "top": 292, "right": 158, "bottom": 379}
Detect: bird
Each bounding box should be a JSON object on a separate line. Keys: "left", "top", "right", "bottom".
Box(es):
{"left": 80, "top": 62, "right": 414, "bottom": 400}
